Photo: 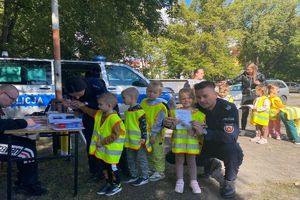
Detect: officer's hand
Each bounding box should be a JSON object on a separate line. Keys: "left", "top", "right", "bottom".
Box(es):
{"left": 71, "top": 100, "right": 85, "bottom": 108}
{"left": 254, "top": 80, "right": 261, "bottom": 85}
{"left": 25, "top": 118, "right": 36, "bottom": 126}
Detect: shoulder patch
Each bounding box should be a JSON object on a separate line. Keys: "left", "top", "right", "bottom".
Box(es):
{"left": 225, "top": 105, "right": 232, "bottom": 110}
{"left": 224, "top": 124, "right": 234, "bottom": 134}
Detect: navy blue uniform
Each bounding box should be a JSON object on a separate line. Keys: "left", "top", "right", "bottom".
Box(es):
{"left": 71, "top": 77, "right": 108, "bottom": 174}
{"left": 196, "top": 98, "right": 244, "bottom": 181}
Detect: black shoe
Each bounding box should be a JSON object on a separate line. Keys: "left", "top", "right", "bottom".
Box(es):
{"left": 15, "top": 184, "right": 47, "bottom": 196}
{"left": 96, "top": 182, "right": 111, "bottom": 195}
{"left": 105, "top": 183, "right": 122, "bottom": 196}
{"left": 220, "top": 180, "right": 235, "bottom": 199}
{"left": 131, "top": 177, "right": 149, "bottom": 186}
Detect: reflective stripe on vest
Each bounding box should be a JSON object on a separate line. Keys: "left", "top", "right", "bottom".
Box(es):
{"left": 251, "top": 96, "right": 270, "bottom": 126}
{"left": 124, "top": 109, "right": 152, "bottom": 152}
{"left": 171, "top": 109, "right": 205, "bottom": 154}
{"left": 89, "top": 111, "right": 126, "bottom": 164}
{"left": 269, "top": 96, "right": 282, "bottom": 120}
{"left": 280, "top": 106, "right": 300, "bottom": 120}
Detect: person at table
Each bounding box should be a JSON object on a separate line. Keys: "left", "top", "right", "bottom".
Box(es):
{"left": 0, "top": 84, "right": 47, "bottom": 196}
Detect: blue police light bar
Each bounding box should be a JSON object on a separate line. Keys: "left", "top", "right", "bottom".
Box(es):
{"left": 93, "top": 55, "right": 107, "bottom": 61}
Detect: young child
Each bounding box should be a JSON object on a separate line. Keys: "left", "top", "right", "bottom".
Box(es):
{"left": 250, "top": 85, "right": 270, "bottom": 144}
{"left": 141, "top": 80, "right": 168, "bottom": 182}
{"left": 73, "top": 92, "right": 126, "bottom": 196}
{"left": 121, "top": 87, "right": 151, "bottom": 186}
{"left": 268, "top": 84, "right": 283, "bottom": 140}
{"left": 217, "top": 84, "right": 234, "bottom": 103}
{"left": 169, "top": 88, "right": 205, "bottom": 194}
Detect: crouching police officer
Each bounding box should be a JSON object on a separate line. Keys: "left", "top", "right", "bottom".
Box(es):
{"left": 165, "top": 81, "right": 243, "bottom": 199}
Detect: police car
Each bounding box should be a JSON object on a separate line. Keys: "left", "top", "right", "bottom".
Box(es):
{"left": 0, "top": 58, "right": 173, "bottom": 118}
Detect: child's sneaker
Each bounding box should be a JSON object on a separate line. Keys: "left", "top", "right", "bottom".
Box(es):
{"left": 123, "top": 176, "right": 139, "bottom": 183}
{"left": 174, "top": 180, "right": 184, "bottom": 193}
{"left": 276, "top": 135, "right": 281, "bottom": 140}
{"left": 190, "top": 180, "right": 201, "bottom": 194}
{"left": 131, "top": 177, "right": 149, "bottom": 186}
{"left": 96, "top": 182, "right": 111, "bottom": 195}
{"left": 250, "top": 136, "right": 260, "bottom": 142}
{"left": 149, "top": 172, "right": 165, "bottom": 182}
{"left": 294, "top": 141, "right": 300, "bottom": 145}
{"left": 257, "top": 138, "right": 268, "bottom": 144}
{"left": 105, "top": 183, "right": 122, "bottom": 196}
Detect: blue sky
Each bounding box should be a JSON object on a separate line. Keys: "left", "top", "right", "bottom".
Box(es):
{"left": 186, "top": 0, "right": 192, "bottom": 5}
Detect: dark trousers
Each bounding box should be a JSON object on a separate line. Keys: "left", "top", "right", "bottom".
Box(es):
{"left": 201, "top": 141, "right": 244, "bottom": 181}
{"left": 0, "top": 135, "right": 39, "bottom": 186}
{"left": 241, "top": 95, "right": 255, "bottom": 130}
{"left": 97, "top": 159, "right": 121, "bottom": 185}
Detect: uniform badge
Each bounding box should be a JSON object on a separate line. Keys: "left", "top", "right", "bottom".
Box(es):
{"left": 224, "top": 124, "right": 234, "bottom": 134}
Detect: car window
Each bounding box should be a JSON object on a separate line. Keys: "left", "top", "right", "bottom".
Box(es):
{"left": 0, "top": 60, "right": 52, "bottom": 85}
{"left": 105, "top": 65, "right": 148, "bottom": 87}
{"left": 267, "top": 81, "right": 285, "bottom": 88}
{"left": 230, "top": 85, "right": 242, "bottom": 91}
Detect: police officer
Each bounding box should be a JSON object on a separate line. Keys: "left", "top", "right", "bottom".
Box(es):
{"left": 0, "top": 84, "right": 47, "bottom": 196}
{"left": 64, "top": 77, "right": 108, "bottom": 180}
{"left": 165, "top": 81, "right": 244, "bottom": 199}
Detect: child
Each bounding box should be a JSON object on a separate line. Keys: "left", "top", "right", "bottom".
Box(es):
{"left": 73, "top": 92, "right": 126, "bottom": 196}
{"left": 250, "top": 85, "right": 270, "bottom": 144}
{"left": 217, "top": 84, "right": 234, "bottom": 103}
{"left": 141, "top": 80, "right": 168, "bottom": 182}
{"left": 121, "top": 87, "right": 151, "bottom": 186}
{"left": 268, "top": 84, "right": 283, "bottom": 140}
{"left": 169, "top": 88, "right": 205, "bottom": 194}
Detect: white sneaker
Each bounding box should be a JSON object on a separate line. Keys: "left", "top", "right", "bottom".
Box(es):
{"left": 149, "top": 172, "right": 165, "bottom": 182}
{"left": 175, "top": 180, "right": 184, "bottom": 193}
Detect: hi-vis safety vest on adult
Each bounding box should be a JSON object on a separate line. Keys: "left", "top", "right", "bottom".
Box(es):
{"left": 89, "top": 112, "right": 126, "bottom": 164}
{"left": 280, "top": 106, "right": 300, "bottom": 120}
{"left": 251, "top": 96, "right": 270, "bottom": 126}
{"left": 170, "top": 109, "right": 205, "bottom": 154}
{"left": 140, "top": 99, "right": 168, "bottom": 138}
{"left": 124, "top": 109, "right": 152, "bottom": 152}
{"left": 269, "top": 96, "right": 282, "bottom": 120}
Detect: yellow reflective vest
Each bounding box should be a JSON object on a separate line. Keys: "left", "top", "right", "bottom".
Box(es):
{"left": 251, "top": 96, "right": 270, "bottom": 126}
{"left": 140, "top": 99, "right": 168, "bottom": 138}
{"left": 269, "top": 96, "right": 282, "bottom": 120}
{"left": 89, "top": 111, "right": 126, "bottom": 164}
{"left": 124, "top": 108, "right": 152, "bottom": 152}
{"left": 171, "top": 109, "right": 205, "bottom": 155}
{"left": 280, "top": 106, "right": 300, "bottom": 120}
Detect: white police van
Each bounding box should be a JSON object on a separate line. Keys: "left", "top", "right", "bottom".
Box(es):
{"left": 0, "top": 58, "right": 173, "bottom": 118}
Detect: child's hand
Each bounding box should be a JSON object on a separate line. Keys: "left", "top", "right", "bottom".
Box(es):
{"left": 96, "top": 142, "right": 103, "bottom": 148}
{"left": 164, "top": 117, "right": 178, "bottom": 129}
{"left": 139, "top": 139, "right": 146, "bottom": 144}
{"left": 191, "top": 121, "right": 204, "bottom": 136}
{"left": 150, "top": 135, "right": 156, "bottom": 144}
{"left": 187, "top": 128, "right": 196, "bottom": 137}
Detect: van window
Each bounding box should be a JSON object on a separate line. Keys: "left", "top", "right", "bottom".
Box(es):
{"left": 105, "top": 65, "right": 148, "bottom": 87}
{"left": 0, "top": 60, "right": 52, "bottom": 84}
{"left": 61, "top": 62, "right": 102, "bottom": 84}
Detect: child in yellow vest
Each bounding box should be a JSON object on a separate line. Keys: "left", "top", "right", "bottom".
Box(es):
{"left": 141, "top": 80, "right": 168, "bottom": 182}
{"left": 250, "top": 85, "right": 270, "bottom": 144}
{"left": 217, "top": 84, "right": 234, "bottom": 103}
{"left": 121, "top": 87, "right": 151, "bottom": 186}
{"left": 169, "top": 88, "right": 205, "bottom": 194}
{"left": 268, "top": 84, "right": 284, "bottom": 140}
{"left": 74, "top": 92, "right": 126, "bottom": 196}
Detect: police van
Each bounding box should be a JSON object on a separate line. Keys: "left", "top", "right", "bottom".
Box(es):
{"left": 0, "top": 58, "right": 173, "bottom": 118}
